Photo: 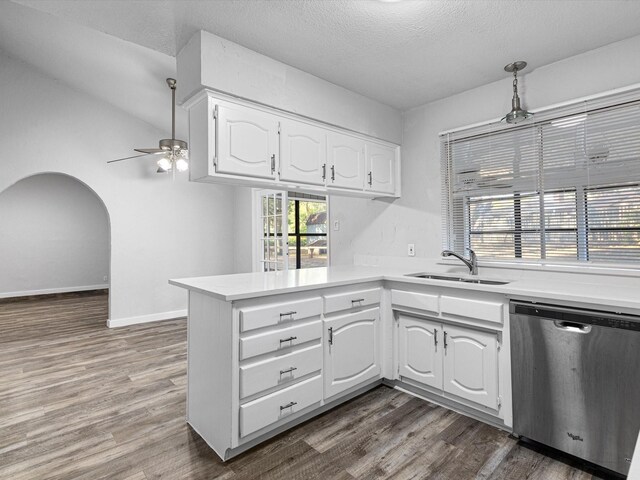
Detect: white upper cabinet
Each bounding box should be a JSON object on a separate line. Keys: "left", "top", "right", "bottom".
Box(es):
{"left": 215, "top": 104, "right": 279, "bottom": 180}
{"left": 279, "top": 120, "right": 327, "bottom": 186}
{"left": 443, "top": 324, "right": 498, "bottom": 410}
{"left": 398, "top": 316, "right": 442, "bottom": 391}
{"left": 187, "top": 93, "right": 400, "bottom": 197}
{"left": 327, "top": 132, "right": 366, "bottom": 190}
{"left": 365, "top": 142, "right": 397, "bottom": 195}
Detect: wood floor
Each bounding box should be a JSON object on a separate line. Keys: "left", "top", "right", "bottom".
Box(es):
{"left": 0, "top": 292, "right": 614, "bottom": 479}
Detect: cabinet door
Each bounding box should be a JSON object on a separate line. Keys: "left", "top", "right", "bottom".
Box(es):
{"left": 215, "top": 104, "right": 279, "bottom": 179}
{"left": 324, "top": 307, "right": 380, "bottom": 399}
{"left": 327, "top": 132, "right": 365, "bottom": 190}
{"left": 279, "top": 120, "right": 326, "bottom": 186}
{"left": 443, "top": 324, "right": 498, "bottom": 410}
{"left": 397, "top": 316, "right": 442, "bottom": 390}
{"left": 365, "top": 142, "right": 396, "bottom": 195}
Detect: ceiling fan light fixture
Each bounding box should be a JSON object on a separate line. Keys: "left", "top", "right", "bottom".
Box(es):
{"left": 157, "top": 156, "right": 172, "bottom": 172}
{"left": 107, "top": 78, "right": 189, "bottom": 172}
{"left": 503, "top": 61, "right": 533, "bottom": 124}
{"left": 175, "top": 157, "right": 189, "bottom": 172}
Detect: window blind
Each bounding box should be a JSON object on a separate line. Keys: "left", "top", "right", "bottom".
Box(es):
{"left": 441, "top": 92, "right": 640, "bottom": 265}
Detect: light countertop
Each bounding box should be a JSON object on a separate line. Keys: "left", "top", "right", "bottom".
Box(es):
{"left": 170, "top": 265, "right": 640, "bottom": 312}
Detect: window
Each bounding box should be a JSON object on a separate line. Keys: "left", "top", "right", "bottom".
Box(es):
{"left": 254, "top": 190, "right": 328, "bottom": 271}
{"left": 256, "top": 190, "right": 287, "bottom": 272}
{"left": 288, "top": 194, "right": 328, "bottom": 269}
{"left": 442, "top": 92, "right": 640, "bottom": 265}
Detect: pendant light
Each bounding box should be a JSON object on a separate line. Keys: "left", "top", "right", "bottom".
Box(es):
{"left": 503, "top": 61, "right": 533, "bottom": 124}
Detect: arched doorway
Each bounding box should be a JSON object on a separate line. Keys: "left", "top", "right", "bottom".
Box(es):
{"left": 0, "top": 172, "right": 111, "bottom": 323}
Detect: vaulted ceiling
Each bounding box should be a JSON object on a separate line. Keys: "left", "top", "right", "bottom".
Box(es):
{"left": 3, "top": 0, "right": 640, "bottom": 141}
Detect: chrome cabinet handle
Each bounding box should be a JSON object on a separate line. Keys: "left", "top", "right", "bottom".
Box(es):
{"left": 279, "top": 366, "right": 297, "bottom": 376}
{"left": 270, "top": 154, "right": 276, "bottom": 174}
{"left": 434, "top": 330, "right": 438, "bottom": 347}
{"left": 279, "top": 311, "right": 297, "bottom": 319}
{"left": 322, "top": 163, "right": 326, "bottom": 181}
{"left": 368, "top": 171, "right": 373, "bottom": 186}
{"left": 443, "top": 331, "right": 448, "bottom": 349}
{"left": 351, "top": 298, "right": 365, "bottom": 305}
{"left": 331, "top": 165, "right": 335, "bottom": 182}
{"left": 279, "top": 336, "right": 297, "bottom": 344}
{"left": 328, "top": 327, "right": 333, "bottom": 345}
{"left": 280, "top": 401, "right": 297, "bottom": 411}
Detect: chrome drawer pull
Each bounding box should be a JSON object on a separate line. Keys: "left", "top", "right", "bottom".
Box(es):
{"left": 328, "top": 327, "right": 333, "bottom": 345}
{"left": 280, "top": 401, "right": 297, "bottom": 411}
{"left": 351, "top": 298, "right": 365, "bottom": 304}
{"left": 279, "top": 311, "right": 297, "bottom": 319}
{"left": 279, "top": 366, "right": 297, "bottom": 376}
{"left": 279, "top": 336, "right": 297, "bottom": 344}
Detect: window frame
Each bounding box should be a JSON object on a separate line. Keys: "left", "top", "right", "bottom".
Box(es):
{"left": 252, "top": 189, "right": 330, "bottom": 272}
{"left": 441, "top": 90, "right": 640, "bottom": 267}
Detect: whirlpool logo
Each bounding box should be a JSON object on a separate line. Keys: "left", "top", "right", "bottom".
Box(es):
{"left": 567, "top": 432, "right": 584, "bottom": 442}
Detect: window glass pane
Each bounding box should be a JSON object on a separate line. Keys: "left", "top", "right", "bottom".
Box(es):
{"left": 288, "top": 198, "right": 328, "bottom": 269}
{"left": 586, "top": 185, "right": 640, "bottom": 262}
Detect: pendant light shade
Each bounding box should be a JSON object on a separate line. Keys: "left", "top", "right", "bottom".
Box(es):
{"left": 503, "top": 61, "right": 533, "bottom": 124}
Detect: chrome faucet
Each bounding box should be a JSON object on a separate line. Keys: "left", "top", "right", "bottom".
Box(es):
{"left": 442, "top": 249, "right": 478, "bottom": 275}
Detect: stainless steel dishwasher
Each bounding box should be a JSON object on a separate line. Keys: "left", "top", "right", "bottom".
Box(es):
{"left": 510, "top": 301, "right": 640, "bottom": 476}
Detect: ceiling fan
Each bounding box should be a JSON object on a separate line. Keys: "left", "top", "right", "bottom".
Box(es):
{"left": 108, "top": 78, "right": 188, "bottom": 173}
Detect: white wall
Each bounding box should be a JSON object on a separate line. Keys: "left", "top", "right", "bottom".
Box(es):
{"left": 0, "top": 50, "right": 238, "bottom": 325}
{"left": 330, "top": 33, "right": 640, "bottom": 267}
{"left": 0, "top": 173, "right": 109, "bottom": 296}
{"left": 178, "top": 30, "right": 403, "bottom": 144}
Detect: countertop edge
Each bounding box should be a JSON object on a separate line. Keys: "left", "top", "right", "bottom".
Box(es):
{"left": 170, "top": 272, "right": 640, "bottom": 311}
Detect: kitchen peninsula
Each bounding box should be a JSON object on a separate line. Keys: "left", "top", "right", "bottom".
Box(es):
{"left": 170, "top": 264, "right": 640, "bottom": 465}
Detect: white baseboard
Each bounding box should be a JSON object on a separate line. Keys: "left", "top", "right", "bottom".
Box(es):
{"left": 108, "top": 309, "right": 187, "bottom": 328}
{"left": 0, "top": 284, "right": 109, "bottom": 299}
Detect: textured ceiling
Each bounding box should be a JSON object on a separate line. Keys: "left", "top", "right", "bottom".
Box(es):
{"left": 8, "top": 0, "right": 640, "bottom": 110}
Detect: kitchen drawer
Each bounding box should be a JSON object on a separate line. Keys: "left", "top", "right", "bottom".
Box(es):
{"left": 239, "top": 297, "right": 322, "bottom": 332}
{"left": 240, "top": 320, "right": 322, "bottom": 360}
{"left": 440, "top": 295, "right": 504, "bottom": 325}
{"left": 323, "top": 287, "right": 381, "bottom": 315}
{"left": 240, "top": 344, "right": 322, "bottom": 398}
{"left": 239, "top": 374, "right": 322, "bottom": 437}
{"left": 391, "top": 289, "right": 439, "bottom": 315}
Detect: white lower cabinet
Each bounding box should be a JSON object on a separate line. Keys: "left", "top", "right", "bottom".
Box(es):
{"left": 324, "top": 307, "right": 381, "bottom": 399}
{"left": 397, "top": 314, "right": 500, "bottom": 412}
{"left": 442, "top": 324, "right": 498, "bottom": 409}
{"left": 181, "top": 282, "right": 508, "bottom": 462}
{"left": 397, "top": 316, "right": 442, "bottom": 390}
{"left": 240, "top": 375, "right": 323, "bottom": 437}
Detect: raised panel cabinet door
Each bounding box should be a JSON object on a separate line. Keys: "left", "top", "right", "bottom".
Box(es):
{"left": 215, "top": 104, "right": 279, "bottom": 179}
{"left": 327, "top": 132, "right": 365, "bottom": 190}
{"left": 324, "top": 307, "right": 381, "bottom": 399}
{"left": 397, "top": 316, "right": 442, "bottom": 390}
{"left": 279, "top": 120, "right": 327, "bottom": 185}
{"left": 365, "top": 142, "right": 396, "bottom": 194}
{"left": 443, "top": 324, "right": 499, "bottom": 410}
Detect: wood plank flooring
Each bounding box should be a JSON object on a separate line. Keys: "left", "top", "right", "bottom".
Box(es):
{"left": 0, "top": 292, "right": 615, "bottom": 479}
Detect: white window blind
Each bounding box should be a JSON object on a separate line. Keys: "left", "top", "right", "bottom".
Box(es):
{"left": 441, "top": 92, "right": 640, "bottom": 265}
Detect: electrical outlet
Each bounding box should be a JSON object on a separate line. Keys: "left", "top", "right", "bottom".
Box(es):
{"left": 408, "top": 244, "right": 415, "bottom": 257}
{"left": 103, "top": 276, "right": 108, "bottom": 282}
{"left": 333, "top": 220, "right": 340, "bottom": 231}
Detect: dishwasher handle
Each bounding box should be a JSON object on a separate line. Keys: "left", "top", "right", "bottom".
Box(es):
{"left": 553, "top": 320, "right": 592, "bottom": 334}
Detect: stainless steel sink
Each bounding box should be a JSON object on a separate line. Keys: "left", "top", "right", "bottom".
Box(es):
{"left": 405, "top": 272, "right": 510, "bottom": 285}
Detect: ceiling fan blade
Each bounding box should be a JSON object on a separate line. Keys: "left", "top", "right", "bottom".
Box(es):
{"left": 107, "top": 153, "right": 156, "bottom": 164}
{"left": 134, "top": 148, "right": 165, "bottom": 154}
